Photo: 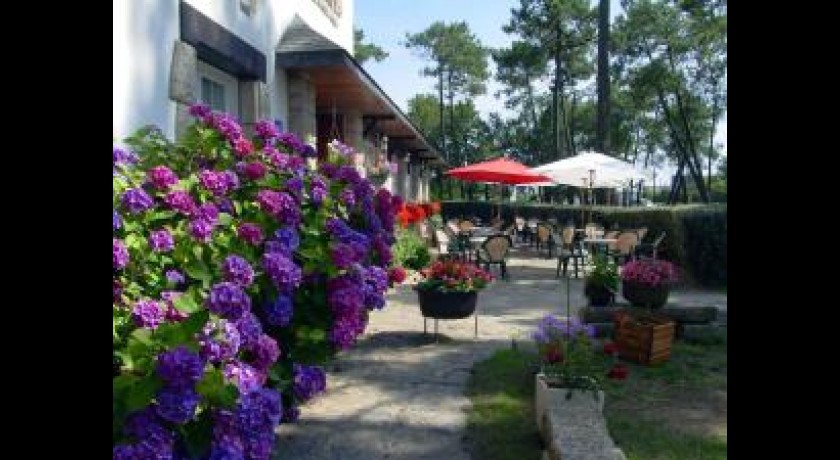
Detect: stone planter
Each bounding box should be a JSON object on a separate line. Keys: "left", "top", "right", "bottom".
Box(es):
{"left": 416, "top": 289, "right": 478, "bottom": 319}
{"left": 534, "top": 373, "right": 604, "bottom": 434}
{"left": 621, "top": 280, "right": 670, "bottom": 309}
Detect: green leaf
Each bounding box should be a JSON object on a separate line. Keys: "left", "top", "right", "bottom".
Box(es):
{"left": 155, "top": 310, "right": 209, "bottom": 348}
{"left": 185, "top": 260, "right": 212, "bottom": 284}
{"left": 173, "top": 289, "right": 200, "bottom": 314}
{"left": 125, "top": 374, "right": 162, "bottom": 413}
{"left": 197, "top": 368, "right": 239, "bottom": 408}
{"left": 181, "top": 414, "right": 213, "bottom": 458}
{"left": 218, "top": 213, "right": 233, "bottom": 226}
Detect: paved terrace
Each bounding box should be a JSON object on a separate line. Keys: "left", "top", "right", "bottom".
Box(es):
{"left": 274, "top": 249, "right": 726, "bottom": 459}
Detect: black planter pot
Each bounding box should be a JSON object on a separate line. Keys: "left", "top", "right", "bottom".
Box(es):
{"left": 584, "top": 283, "right": 614, "bottom": 307}
{"left": 416, "top": 289, "right": 478, "bottom": 319}
{"left": 622, "top": 280, "right": 670, "bottom": 310}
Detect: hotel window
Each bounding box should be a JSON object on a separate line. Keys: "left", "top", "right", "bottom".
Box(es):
{"left": 197, "top": 61, "right": 239, "bottom": 116}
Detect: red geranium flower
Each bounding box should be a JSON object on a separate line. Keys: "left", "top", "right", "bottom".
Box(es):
{"left": 388, "top": 267, "right": 407, "bottom": 284}
{"left": 603, "top": 341, "right": 618, "bottom": 355}
{"left": 607, "top": 363, "right": 629, "bottom": 380}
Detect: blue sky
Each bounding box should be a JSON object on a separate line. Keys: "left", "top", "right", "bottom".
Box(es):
{"left": 354, "top": 0, "right": 726, "bottom": 177}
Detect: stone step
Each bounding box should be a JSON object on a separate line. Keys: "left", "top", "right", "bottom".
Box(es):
{"left": 580, "top": 305, "right": 718, "bottom": 324}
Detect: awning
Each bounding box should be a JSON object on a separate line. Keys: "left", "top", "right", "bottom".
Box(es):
{"left": 276, "top": 16, "right": 442, "bottom": 164}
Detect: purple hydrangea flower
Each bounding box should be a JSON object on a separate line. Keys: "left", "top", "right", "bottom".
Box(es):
{"left": 199, "top": 170, "right": 231, "bottom": 196}
{"left": 211, "top": 113, "right": 244, "bottom": 142}
{"left": 113, "top": 239, "right": 129, "bottom": 269}
{"left": 224, "top": 360, "right": 265, "bottom": 395}
{"left": 120, "top": 408, "right": 175, "bottom": 458}
{"left": 235, "top": 312, "right": 263, "bottom": 348}
{"left": 224, "top": 170, "right": 240, "bottom": 190}
{"left": 273, "top": 227, "right": 300, "bottom": 255}
{"left": 208, "top": 442, "right": 244, "bottom": 460}
{"left": 310, "top": 175, "right": 327, "bottom": 205}
{"left": 365, "top": 266, "right": 389, "bottom": 293}
{"left": 265, "top": 146, "right": 289, "bottom": 169}
{"left": 156, "top": 346, "right": 204, "bottom": 389}
{"left": 293, "top": 364, "right": 326, "bottom": 401}
{"left": 256, "top": 190, "right": 300, "bottom": 226}
{"left": 113, "top": 210, "right": 122, "bottom": 230}
{"left": 189, "top": 219, "right": 214, "bottom": 243}
{"left": 236, "top": 388, "right": 282, "bottom": 433}
{"left": 200, "top": 319, "right": 242, "bottom": 363}
{"left": 217, "top": 198, "right": 235, "bottom": 215}
{"left": 339, "top": 188, "right": 356, "bottom": 207}
{"left": 188, "top": 102, "right": 212, "bottom": 120}
{"left": 284, "top": 176, "right": 303, "bottom": 197}
{"left": 147, "top": 165, "right": 179, "bottom": 190}
{"left": 155, "top": 387, "right": 200, "bottom": 424}
{"left": 113, "top": 147, "right": 139, "bottom": 167}
{"left": 113, "top": 280, "right": 123, "bottom": 302}
{"left": 164, "top": 190, "right": 197, "bottom": 216}
{"left": 237, "top": 222, "right": 264, "bottom": 246}
{"left": 132, "top": 299, "right": 164, "bottom": 329}
{"left": 264, "top": 293, "right": 294, "bottom": 327}
{"left": 250, "top": 334, "right": 281, "bottom": 371}
{"left": 222, "top": 255, "right": 254, "bottom": 287}
{"left": 330, "top": 314, "right": 367, "bottom": 350}
{"left": 244, "top": 162, "right": 267, "bottom": 180}
{"left": 330, "top": 243, "right": 362, "bottom": 270}
{"left": 197, "top": 202, "right": 219, "bottom": 225}
{"left": 262, "top": 252, "right": 302, "bottom": 292}
{"left": 121, "top": 188, "right": 154, "bottom": 214}
{"left": 206, "top": 282, "right": 251, "bottom": 320}
{"left": 255, "top": 120, "right": 280, "bottom": 140}
{"left": 165, "top": 269, "right": 185, "bottom": 285}
{"left": 148, "top": 229, "right": 174, "bottom": 252}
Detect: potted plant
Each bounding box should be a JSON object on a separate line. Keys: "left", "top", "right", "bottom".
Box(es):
{"left": 620, "top": 259, "right": 680, "bottom": 309}
{"left": 583, "top": 254, "right": 619, "bottom": 307}
{"left": 414, "top": 259, "right": 493, "bottom": 319}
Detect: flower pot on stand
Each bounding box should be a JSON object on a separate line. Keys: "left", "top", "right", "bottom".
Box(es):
{"left": 417, "top": 289, "right": 478, "bottom": 319}
{"left": 622, "top": 280, "right": 670, "bottom": 310}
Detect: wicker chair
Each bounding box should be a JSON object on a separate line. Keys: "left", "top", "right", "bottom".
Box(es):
{"left": 535, "top": 223, "right": 554, "bottom": 258}
{"left": 608, "top": 231, "right": 639, "bottom": 266}
{"left": 476, "top": 235, "right": 512, "bottom": 279}
{"left": 556, "top": 226, "right": 587, "bottom": 278}
{"left": 636, "top": 227, "right": 649, "bottom": 243}
{"left": 458, "top": 220, "right": 475, "bottom": 234}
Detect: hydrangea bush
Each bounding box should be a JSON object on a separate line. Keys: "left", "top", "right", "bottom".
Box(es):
{"left": 113, "top": 105, "right": 401, "bottom": 459}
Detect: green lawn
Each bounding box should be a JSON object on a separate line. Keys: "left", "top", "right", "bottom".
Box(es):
{"left": 464, "top": 329, "right": 727, "bottom": 460}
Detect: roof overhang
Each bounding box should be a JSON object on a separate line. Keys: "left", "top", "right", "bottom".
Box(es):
{"left": 276, "top": 18, "right": 442, "bottom": 162}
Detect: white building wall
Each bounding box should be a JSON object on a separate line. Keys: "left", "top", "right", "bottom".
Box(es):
{"left": 113, "top": 0, "right": 353, "bottom": 141}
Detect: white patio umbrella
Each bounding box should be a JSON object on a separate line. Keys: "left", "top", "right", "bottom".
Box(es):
{"left": 531, "top": 151, "right": 651, "bottom": 188}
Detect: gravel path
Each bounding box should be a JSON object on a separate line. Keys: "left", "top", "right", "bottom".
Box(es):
{"left": 273, "top": 251, "right": 726, "bottom": 459}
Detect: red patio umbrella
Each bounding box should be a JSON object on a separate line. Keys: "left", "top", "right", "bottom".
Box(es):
{"left": 445, "top": 157, "right": 551, "bottom": 185}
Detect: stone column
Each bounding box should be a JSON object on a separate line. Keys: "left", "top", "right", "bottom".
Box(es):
{"left": 169, "top": 40, "right": 198, "bottom": 140}
{"left": 394, "top": 151, "right": 408, "bottom": 199}
{"left": 408, "top": 159, "right": 419, "bottom": 202}
{"left": 287, "top": 71, "right": 316, "bottom": 141}
{"left": 239, "top": 81, "right": 270, "bottom": 135}
{"left": 344, "top": 110, "right": 365, "bottom": 176}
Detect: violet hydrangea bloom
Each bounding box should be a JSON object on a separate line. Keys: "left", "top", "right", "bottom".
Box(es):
{"left": 256, "top": 190, "right": 300, "bottom": 226}
{"left": 121, "top": 188, "right": 154, "bottom": 214}
{"left": 237, "top": 222, "right": 264, "bottom": 246}
{"left": 273, "top": 227, "right": 300, "bottom": 255}
{"left": 199, "top": 170, "right": 231, "bottom": 196}
{"left": 200, "top": 319, "right": 243, "bottom": 363}
{"left": 156, "top": 346, "right": 204, "bottom": 389}
{"left": 255, "top": 120, "right": 280, "bottom": 140}
{"left": 197, "top": 202, "right": 220, "bottom": 226}
{"left": 165, "top": 269, "right": 185, "bottom": 285}
{"left": 221, "top": 255, "right": 254, "bottom": 287}
{"left": 113, "top": 210, "right": 122, "bottom": 230}
{"left": 262, "top": 252, "right": 302, "bottom": 292}
{"left": 206, "top": 282, "right": 251, "bottom": 320}
{"left": 224, "top": 360, "right": 265, "bottom": 395}
{"left": 164, "top": 190, "right": 197, "bottom": 216}
{"left": 292, "top": 364, "right": 326, "bottom": 401}
{"left": 113, "top": 147, "right": 139, "bottom": 167}
{"left": 250, "top": 334, "right": 281, "bottom": 370}
{"left": 217, "top": 197, "right": 235, "bottom": 215}
{"left": 189, "top": 219, "right": 214, "bottom": 243}
{"left": 235, "top": 312, "right": 263, "bottom": 349}
{"left": 235, "top": 388, "right": 282, "bottom": 458}
{"left": 188, "top": 102, "right": 212, "bottom": 120}
{"left": 264, "top": 293, "right": 294, "bottom": 327}
{"left": 155, "top": 387, "right": 200, "bottom": 424}
{"left": 232, "top": 137, "right": 254, "bottom": 158}
{"left": 147, "top": 165, "right": 179, "bottom": 190}
{"left": 339, "top": 187, "right": 356, "bottom": 207}
{"left": 284, "top": 176, "right": 303, "bottom": 197}
{"left": 118, "top": 408, "right": 175, "bottom": 459}
{"left": 148, "top": 229, "right": 174, "bottom": 252}
{"left": 310, "top": 175, "right": 327, "bottom": 206}
{"left": 113, "top": 238, "right": 129, "bottom": 269}
{"left": 132, "top": 299, "right": 164, "bottom": 329}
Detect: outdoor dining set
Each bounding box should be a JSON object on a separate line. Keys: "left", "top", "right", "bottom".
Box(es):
{"left": 432, "top": 217, "right": 666, "bottom": 280}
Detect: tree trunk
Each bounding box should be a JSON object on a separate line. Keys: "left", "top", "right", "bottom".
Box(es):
{"left": 438, "top": 62, "right": 446, "bottom": 162}
{"left": 553, "top": 52, "right": 562, "bottom": 160}
{"left": 448, "top": 69, "right": 457, "bottom": 165}
{"left": 595, "top": 0, "right": 611, "bottom": 154}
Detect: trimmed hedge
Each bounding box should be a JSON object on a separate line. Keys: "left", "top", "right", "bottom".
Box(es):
{"left": 441, "top": 201, "right": 726, "bottom": 287}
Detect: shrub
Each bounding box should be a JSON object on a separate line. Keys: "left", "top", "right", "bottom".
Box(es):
{"left": 392, "top": 228, "right": 431, "bottom": 271}
{"left": 113, "top": 105, "right": 400, "bottom": 458}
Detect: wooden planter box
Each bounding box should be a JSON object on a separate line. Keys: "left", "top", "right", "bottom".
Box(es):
{"left": 614, "top": 312, "right": 676, "bottom": 365}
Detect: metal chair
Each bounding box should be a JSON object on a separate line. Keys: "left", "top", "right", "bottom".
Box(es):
{"left": 475, "top": 235, "right": 512, "bottom": 279}
{"left": 556, "top": 226, "right": 587, "bottom": 278}
{"left": 535, "top": 223, "right": 553, "bottom": 258}
{"left": 636, "top": 231, "right": 666, "bottom": 259}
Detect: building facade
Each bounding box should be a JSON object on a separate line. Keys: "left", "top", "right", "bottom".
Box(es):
{"left": 113, "top": 0, "right": 437, "bottom": 201}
